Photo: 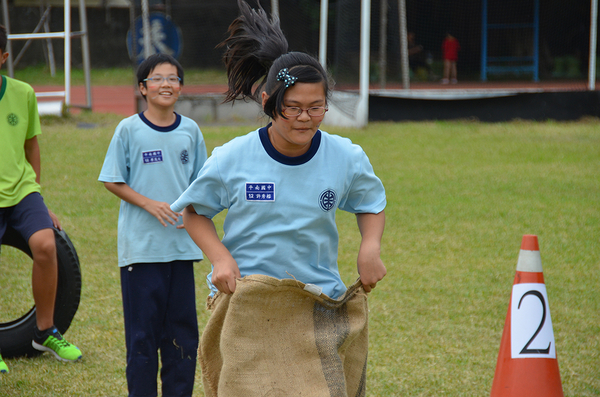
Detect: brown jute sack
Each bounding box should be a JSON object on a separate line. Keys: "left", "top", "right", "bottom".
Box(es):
{"left": 200, "top": 274, "right": 369, "bottom": 397}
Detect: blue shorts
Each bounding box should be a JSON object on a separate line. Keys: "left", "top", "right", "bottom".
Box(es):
{"left": 0, "top": 192, "right": 53, "bottom": 244}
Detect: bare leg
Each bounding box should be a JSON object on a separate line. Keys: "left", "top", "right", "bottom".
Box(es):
{"left": 442, "top": 60, "right": 450, "bottom": 83}
{"left": 29, "top": 228, "right": 57, "bottom": 330}
{"left": 451, "top": 61, "right": 458, "bottom": 82}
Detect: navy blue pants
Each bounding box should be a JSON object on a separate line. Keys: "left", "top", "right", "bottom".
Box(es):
{"left": 121, "top": 261, "right": 199, "bottom": 397}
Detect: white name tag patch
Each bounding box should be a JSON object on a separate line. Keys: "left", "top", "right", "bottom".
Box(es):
{"left": 246, "top": 182, "right": 275, "bottom": 202}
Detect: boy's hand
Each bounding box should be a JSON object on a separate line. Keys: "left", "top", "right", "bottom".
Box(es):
{"left": 357, "top": 240, "right": 387, "bottom": 293}
{"left": 142, "top": 199, "right": 180, "bottom": 227}
{"left": 48, "top": 209, "right": 62, "bottom": 231}
{"left": 175, "top": 212, "right": 186, "bottom": 229}
{"left": 102, "top": 183, "right": 182, "bottom": 228}
{"left": 211, "top": 257, "right": 241, "bottom": 294}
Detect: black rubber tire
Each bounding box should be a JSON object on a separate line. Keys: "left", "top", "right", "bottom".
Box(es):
{"left": 0, "top": 226, "right": 82, "bottom": 358}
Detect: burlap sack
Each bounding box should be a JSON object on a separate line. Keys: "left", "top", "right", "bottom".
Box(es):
{"left": 200, "top": 274, "right": 369, "bottom": 397}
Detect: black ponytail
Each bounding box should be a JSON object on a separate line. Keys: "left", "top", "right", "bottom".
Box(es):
{"left": 219, "top": 0, "right": 332, "bottom": 119}
{"left": 218, "top": 0, "right": 288, "bottom": 103}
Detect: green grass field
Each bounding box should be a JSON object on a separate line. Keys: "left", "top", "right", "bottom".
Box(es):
{"left": 1, "top": 112, "right": 599, "bottom": 396}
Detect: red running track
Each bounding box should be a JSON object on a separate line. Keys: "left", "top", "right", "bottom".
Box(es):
{"left": 33, "top": 84, "right": 228, "bottom": 116}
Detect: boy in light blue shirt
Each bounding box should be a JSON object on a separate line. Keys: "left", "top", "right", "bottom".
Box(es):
{"left": 99, "top": 53, "right": 207, "bottom": 397}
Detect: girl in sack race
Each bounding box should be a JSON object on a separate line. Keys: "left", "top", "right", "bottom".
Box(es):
{"left": 171, "top": 1, "right": 387, "bottom": 395}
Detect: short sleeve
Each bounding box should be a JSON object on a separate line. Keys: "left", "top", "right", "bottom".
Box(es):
{"left": 191, "top": 126, "right": 208, "bottom": 183}
{"left": 98, "top": 126, "right": 129, "bottom": 184}
{"left": 26, "top": 86, "right": 42, "bottom": 140}
{"left": 338, "top": 150, "right": 386, "bottom": 214}
{"left": 171, "top": 150, "right": 229, "bottom": 218}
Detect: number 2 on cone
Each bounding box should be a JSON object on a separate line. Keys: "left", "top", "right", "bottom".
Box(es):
{"left": 510, "top": 283, "right": 557, "bottom": 359}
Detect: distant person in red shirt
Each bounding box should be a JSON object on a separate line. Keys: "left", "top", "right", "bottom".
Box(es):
{"left": 442, "top": 32, "right": 460, "bottom": 84}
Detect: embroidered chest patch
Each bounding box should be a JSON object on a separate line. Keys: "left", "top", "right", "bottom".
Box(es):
{"left": 7, "top": 113, "right": 18, "bottom": 126}
{"left": 180, "top": 149, "right": 189, "bottom": 164}
{"left": 246, "top": 183, "right": 275, "bottom": 202}
{"left": 143, "top": 150, "right": 163, "bottom": 164}
{"left": 319, "top": 189, "right": 337, "bottom": 212}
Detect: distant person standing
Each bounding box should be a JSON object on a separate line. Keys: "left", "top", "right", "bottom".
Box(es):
{"left": 407, "top": 32, "right": 432, "bottom": 80}
{"left": 442, "top": 32, "right": 460, "bottom": 84}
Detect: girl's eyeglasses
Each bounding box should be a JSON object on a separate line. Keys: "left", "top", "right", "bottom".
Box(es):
{"left": 282, "top": 106, "right": 328, "bottom": 118}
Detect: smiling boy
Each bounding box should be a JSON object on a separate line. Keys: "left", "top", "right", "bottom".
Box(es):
{"left": 98, "top": 54, "right": 207, "bottom": 396}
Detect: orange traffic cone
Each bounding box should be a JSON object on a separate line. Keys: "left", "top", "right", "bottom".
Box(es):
{"left": 490, "top": 235, "right": 563, "bottom": 397}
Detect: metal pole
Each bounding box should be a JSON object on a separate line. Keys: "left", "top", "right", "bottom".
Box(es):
{"left": 271, "top": 0, "right": 279, "bottom": 19}
{"left": 319, "top": 0, "right": 328, "bottom": 68}
{"left": 130, "top": 0, "right": 137, "bottom": 77}
{"left": 398, "top": 0, "right": 409, "bottom": 89}
{"left": 481, "top": 0, "right": 488, "bottom": 81}
{"left": 41, "top": 4, "right": 56, "bottom": 76}
{"left": 130, "top": 1, "right": 141, "bottom": 113}
{"left": 141, "top": 0, "right": 152, "bottom": 58}
{"left": 1, "top": 0, "right": 14, "bottom": 76}
{"left": 358, "top": 0, "right": 371, "bottom": 127}
{"left": 64, "top": 0, "right": 71, "bottom": 106}
{"left": 378, "top": 0, "right": 387, "bottom": 89}
{"left": 533, "top": 0, "right": 539, "bottom": 82}
{"left": 79, "top": 0, "right": 92, "bottom": 108}
{"left": 589, "top": 0, "right": 598, "bottom": 90}
{"left": 12, "top": 7, "right": 52, "bottom": 67}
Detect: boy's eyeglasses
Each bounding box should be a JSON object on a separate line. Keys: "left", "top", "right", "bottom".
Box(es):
{"left": 282, "top": 106, "right": 328, "bottom": 118}
{"left": 143, "top": 75, "right": 182, "bottom": 85}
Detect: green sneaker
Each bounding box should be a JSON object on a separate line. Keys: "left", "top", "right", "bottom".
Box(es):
{"left": 32, "top": 326, "right": 82, "bottom": 363}
{"left": 0, "top": 351, "right": 8, "bottom": 373}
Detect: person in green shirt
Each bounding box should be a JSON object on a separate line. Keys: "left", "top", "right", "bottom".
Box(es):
{"left": 0, "top": 25, "right": 82, "bottom": 374}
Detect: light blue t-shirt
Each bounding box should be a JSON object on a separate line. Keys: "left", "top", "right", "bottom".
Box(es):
{"left": 99, "top": 112, "right": 207, "bottom": 267}
{"left": 172, "top": 125, "right": 386, "bottom": 298}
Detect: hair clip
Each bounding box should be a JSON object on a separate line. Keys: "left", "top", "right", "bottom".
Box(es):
{"left": 276, "top": 68, "right": 298, "bottom": 88}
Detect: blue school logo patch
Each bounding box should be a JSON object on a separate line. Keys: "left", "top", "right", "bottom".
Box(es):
{"left": 180, "top": 149, "right": 189, "bottom": 164}
{"left": 319, "top": 189, "right": 337, "bottom": 212}
{"left": 246, "top": 183, "right": 275, "bottom": 202}
{"left": 142, "top": 150, "right": 163, "bottom": 164}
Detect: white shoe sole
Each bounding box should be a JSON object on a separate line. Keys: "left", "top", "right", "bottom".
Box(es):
{"left": 32, "top": 341, "right": 82, "bottom": 363}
